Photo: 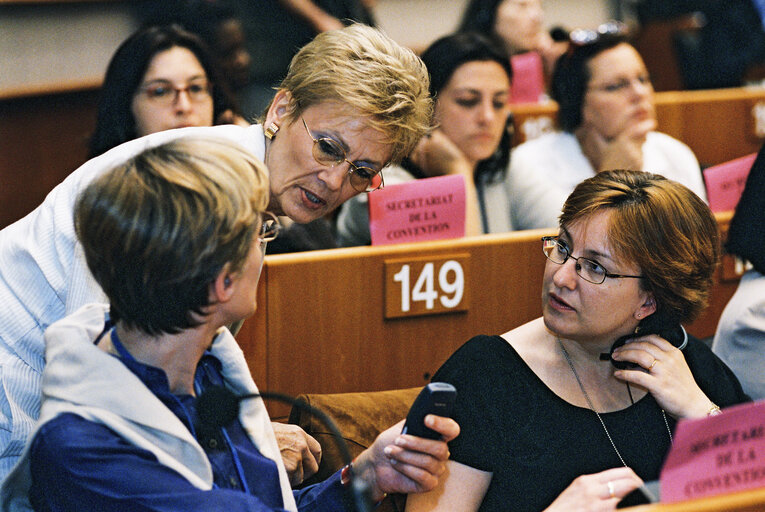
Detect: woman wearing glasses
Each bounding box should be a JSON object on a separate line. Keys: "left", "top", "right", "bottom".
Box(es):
{"left": 0, "top": 24, "right": 431, "bottom": 483}
{"left": 406, "top": 170, "right": 748, "bottom": 511}
{"left": 506, "top": 30, "right": 708, "bottom": 230}
{"left": 336, "top": 32, "right": 514, "bottom": 246}
{"left": 89, "top": 24, "right": 244, "bottom": 158}
{"left": 1, "top": 137, "right": 458, "bottom": 511}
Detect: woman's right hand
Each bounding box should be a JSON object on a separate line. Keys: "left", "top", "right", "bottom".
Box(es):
{"left": 544, "top": 467, "right": 644, "bottom": 512}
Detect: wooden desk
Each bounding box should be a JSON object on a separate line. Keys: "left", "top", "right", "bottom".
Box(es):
{"left": 2, "top": 86, "right": 764, "bottom": 229}
{"left": 624, "top": 486, "right": 765, "bottom": 511}
{"left": 237, "top": 213, "right": 741, "bottom": 418}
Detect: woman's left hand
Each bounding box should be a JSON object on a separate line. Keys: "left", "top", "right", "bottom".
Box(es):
{"left": 612, "top": 335, "right": 716, "bottom": 419}
{"left": 353, "top": 416, "right": 459, "bottom": 502}
{"left": 409, "top": 129, "right": 473, "bottom": 180}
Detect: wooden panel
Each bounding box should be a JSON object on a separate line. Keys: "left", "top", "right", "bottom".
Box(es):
{"left": 0, "top": 88, "right": 99, "bottom": 228}
{"left": 685, "top": 211, "right": 739, "bottom": 337}
{"left": 2, "top": 86, "right": 762, "bottom": 230}
{"left": 624, "top": 487, "right": 765, "bottom": 511}
{"left": 250, "top": 229, "right": 551, "bottom": 417}
{"left": 238, "top": 213, "right": 739, "bottom": 418}
{"left": 654, "top": 88, "right": 765, "bottom": 166}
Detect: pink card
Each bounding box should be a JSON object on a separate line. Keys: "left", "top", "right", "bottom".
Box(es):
{"left": 510, "top": 52, "right": 545, "bottom": 104}
{"left": 368, "top": 175, "right": 466, "bottom": 246}
{"left": 660, "top": 399, "right": 765, "bottom": 503}
{"left": 703, "top": 153, "right": 757, "bottom": 212}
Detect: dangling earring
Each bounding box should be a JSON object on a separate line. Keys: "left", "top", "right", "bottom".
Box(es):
{"left": 264, "top": 122, "right": 279, "bottom": 139}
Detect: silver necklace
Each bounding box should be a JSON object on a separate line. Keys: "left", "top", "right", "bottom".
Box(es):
{"left": 558, "top": 337, "right": 673, "bottom": 468}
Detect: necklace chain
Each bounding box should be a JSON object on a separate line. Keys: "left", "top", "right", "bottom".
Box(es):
{"left": 557, "top": 337, "right": 673, "bottom": 469}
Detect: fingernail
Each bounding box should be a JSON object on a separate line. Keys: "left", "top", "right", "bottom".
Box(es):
{"left": 384, "top": 446, "right": 393, "bottom": 456}
{"left": 395, "top": 437, "right": 406, "bottom": 446}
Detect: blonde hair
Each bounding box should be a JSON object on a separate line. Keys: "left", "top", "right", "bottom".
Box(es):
{"left": 560, "top": 170, "right": 720, "bottom": 324}
{"left": 277, "top": 24, "right": 432, "bottom": 164}
{"left": 75, "top": 136, "right": 269, "bottom": 334}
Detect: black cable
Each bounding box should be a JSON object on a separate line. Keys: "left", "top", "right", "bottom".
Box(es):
{"left": 195, "top": 385, "right": 374, "bottom": 512}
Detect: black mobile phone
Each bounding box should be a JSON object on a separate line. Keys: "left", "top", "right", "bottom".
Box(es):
{"left": 401, "top": 382, "right": 457, "bottom": 439}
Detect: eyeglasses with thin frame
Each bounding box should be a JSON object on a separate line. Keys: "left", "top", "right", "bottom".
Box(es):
{"left": 588, "top": 73, "right": 653, "bottom": 94}
{"left": 541, "top": 236, "right": 644, "bottom": 285}
{"left": 301, "top": 118, "right": 384, "bottom": 193}
{"left": 137, "top": 78, "right": 212, "bottom": 106}
{"left": 258, "top": 212, "right": 280, "bottom": 255}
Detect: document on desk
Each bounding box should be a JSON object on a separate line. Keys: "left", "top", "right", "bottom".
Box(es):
{"left": 660, "top": 399, "right": 765, "bottom": 503}
{"left": 368, "top": 174, "right": 466, "bottom": 246}
{"left": 703, "top": 152, "right": 757, "bottom": 212}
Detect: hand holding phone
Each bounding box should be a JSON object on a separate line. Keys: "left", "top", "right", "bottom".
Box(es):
{"left": 401, "top": 382, "right": 457, "bottom": 439}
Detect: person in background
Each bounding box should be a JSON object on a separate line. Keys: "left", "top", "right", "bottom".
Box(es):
{"left": 0, "top": 137, "right": 459, "bottom": 511}
{"left": 136, "top": 0, "right": 253, "bottom": 97}
{"left": 506, "top": 28, "right": 707, "bottom": 230}
{"left": 230, "top": 0, "right": 377, "bottom": 117}
{"left": 88, "top": 24, "right": 244, "bottom": 158}
{"left": 459, "top": 0, "right": 568, "bottom": 83}
{"left": 0, "top": 24, "right": 431, "bottom": 482}
{"left": 336, "top": 32, "right": 513, "bottom": 246}
{"left": 633, "top": 0, "right": 765, "bottom": 89}
{"left": 406, "top": 170, "right": 749, "bottom": 511}
{"left": 712, "top": 142, "right": 765, "bottom": 401}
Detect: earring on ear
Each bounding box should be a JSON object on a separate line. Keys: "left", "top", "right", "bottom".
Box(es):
{"left": 264, "top": 122, "right": 280, "bottom": 139}
{"left": 224, "top": 276, "right": 232, "bottom": 287}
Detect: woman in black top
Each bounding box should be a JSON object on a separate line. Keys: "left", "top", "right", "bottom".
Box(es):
{"left": 407, "top": 170, "right": 750, "bottom": 511}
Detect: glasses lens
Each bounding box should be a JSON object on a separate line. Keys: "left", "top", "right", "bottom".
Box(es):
{"left": 542, "top": 237, "right": 567, "bottom": 264}
{"left": 312, "top": 138, "right": 346, "bottom": 166}
{"left": 143, "top": 83, "right": 174, "bottom": 104}
{"left": 349, "top": 166, "right": 383, "bottom": 192}
{"left": 576, "top": 258, "right": 607, "bottom": 284}
{"left": 186, "top": 80, "right": 211, "bottom": 102}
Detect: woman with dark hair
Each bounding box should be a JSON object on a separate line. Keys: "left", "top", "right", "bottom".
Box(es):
{"left": 88, "top": 24, "right": 243, "bottom": 158}
{"left": 712, "top": 143, "right": 765, "bottom": 400}
{"left": 506, "top": 28, "right": 707, "bottom": 230}
{"left": 336, "top": 31, "right": 514, "bottom": 245}
{"left": 407, "top": 170, "right": 748, "bottom": 511}
{"left": 459, "top": 0, "right": 567, "bottom": 81}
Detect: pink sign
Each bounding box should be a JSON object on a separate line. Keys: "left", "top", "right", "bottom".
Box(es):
{"left": 660, "top": 399, "right": 765, "bottom": 503}
{"left": 368, "top": 175, "right": 466, "bottom": 246}
{"left": 510, "top": 52, "right": 545, "bottom": 104}
{"left": 703, "top": 153, "right": 757, "bottom": 212}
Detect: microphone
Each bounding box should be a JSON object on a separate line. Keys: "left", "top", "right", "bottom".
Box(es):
{"left": 195, "top": 385, "right": 375, "bottom": 512}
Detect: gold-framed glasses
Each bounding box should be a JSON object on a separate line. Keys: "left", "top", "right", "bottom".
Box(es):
{"left": 137, "top": 78, "right": 212, "bottom": 105}
{"left": 301, "top": 118, "right": 384, "bottom": 193}
{"left": 542, "top": 236, "right": 643, "bottom": 285}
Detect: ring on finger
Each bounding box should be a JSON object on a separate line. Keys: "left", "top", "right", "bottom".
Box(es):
{"left": 607, "top": 480, "right": 615, "bottom": 499}
{"left": 649, "top": 359, "right": 657, "bottom": 370}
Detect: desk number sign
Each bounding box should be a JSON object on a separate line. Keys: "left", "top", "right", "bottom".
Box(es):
{"left": 384, "top": 254, "right": 470, "bottom": 319}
